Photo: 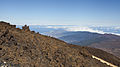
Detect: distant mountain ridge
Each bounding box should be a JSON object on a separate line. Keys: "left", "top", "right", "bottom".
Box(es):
{"left": 58, "top": 31, "right": 120, "bottom": 58}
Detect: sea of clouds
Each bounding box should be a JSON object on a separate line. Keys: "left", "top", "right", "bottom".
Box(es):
{"left": 17, "top": 25, "right": 120, "bottom": 36}
{"left": 45, "top": 25, "right": 120, "bottom": 36}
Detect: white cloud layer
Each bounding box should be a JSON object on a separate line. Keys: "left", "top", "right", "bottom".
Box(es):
{"left": 45, "top": 25, "right": 120, "bottom": 36}
{"left": 65, "top": 27, "right": 105, "bottom": 34}
{"left": 46, "top": 26, "right": 105, "bottom": 34}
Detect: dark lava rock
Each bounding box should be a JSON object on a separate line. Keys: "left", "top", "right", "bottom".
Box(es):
{"left": 0, "top": 21, "right": 119, "bottom": 67}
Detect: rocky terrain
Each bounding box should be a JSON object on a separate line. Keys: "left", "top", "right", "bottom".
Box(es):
{"left": 0, "top": 21, "right": 120, "bottom": 67}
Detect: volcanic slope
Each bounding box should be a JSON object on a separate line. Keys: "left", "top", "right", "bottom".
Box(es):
{"left": 0, "top": 21, "right": 119, "bottom": 67}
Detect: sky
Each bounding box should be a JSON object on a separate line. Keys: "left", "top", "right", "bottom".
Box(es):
{"left": 0, "top": 0, "right": 120, "bottom": 26}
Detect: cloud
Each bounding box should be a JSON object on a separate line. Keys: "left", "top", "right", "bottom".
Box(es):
{"left": 114, "top": 27, "right": 120, "bottom": 30}
{"left": 65, "top": 26, "right": 105, "bottom": 34}
{"left": 45, "top": 25, "right": 120, "bottom": 36}
{"left": 46, "top": 26, "right": 68, "bottom": 29}
{"left": 46, "top": 25, "right": 105, "bottom": 34}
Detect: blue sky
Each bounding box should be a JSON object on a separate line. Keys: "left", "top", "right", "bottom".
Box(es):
{"left": 0, "top": 0, "right": 120, "bottom": 26}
